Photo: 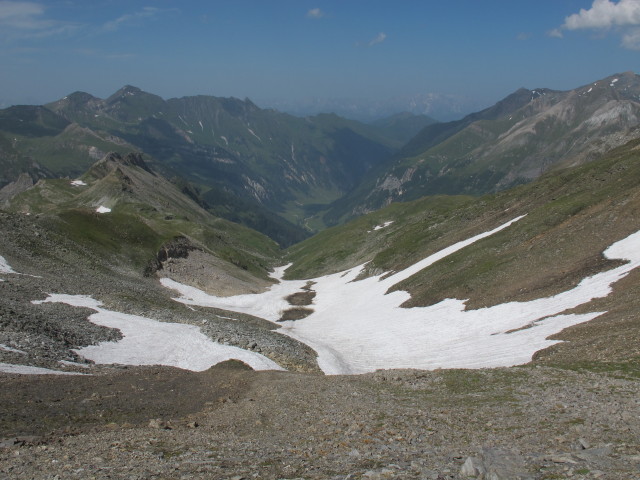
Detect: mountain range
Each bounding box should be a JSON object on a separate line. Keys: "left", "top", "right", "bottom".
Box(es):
{"left": 3, "top": 72, "right": 640, "bottom": 238}
{"left": 0, "top": 86, "right": 413, "bottom": 244}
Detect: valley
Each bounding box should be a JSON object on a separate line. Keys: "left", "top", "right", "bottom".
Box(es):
{"left": 1, "top": 73, "right": 640, "bottom": 479}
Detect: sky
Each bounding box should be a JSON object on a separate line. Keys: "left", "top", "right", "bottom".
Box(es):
{"left": 1, "top": 0, "right": 639, "bottom": 116}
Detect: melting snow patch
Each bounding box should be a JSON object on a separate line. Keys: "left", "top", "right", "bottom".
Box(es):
{"left": 0, "top": 255, "right": 40, "bottom": 279}
{"left": 96, "top": 206, "right": 111, "bottom": 214}
{"left": 58, "top": 360, "right": 90, "bottom": 369}
{"left": 0, "top": 255, "right": 17, "bottom": 274}
{"left": 373, "top": 221, "right": 394, "bottom": 231}
{"left": 164, "top": 217, "right": 640, "bottom": 375}
{"left": 610, "top": 78, "right": 619, "bottom": 86}
{"left": 32, "top": 294, "right": 284, "bottom": 372}
{"left": 0, "top": 363, "right": 86, "bottom": 375}
{"left": 70, "top": 179, "right": 87, "bottom": 186}
{"left": 0, "top": 344, "right": 27, "bottom": 355}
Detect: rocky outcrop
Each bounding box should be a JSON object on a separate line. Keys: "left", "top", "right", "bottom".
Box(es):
{"left": 144, "top": 236, "right": 198, "bottom": 276}
{"left": 0, "top": 173, "right": 33, "bottom": 206}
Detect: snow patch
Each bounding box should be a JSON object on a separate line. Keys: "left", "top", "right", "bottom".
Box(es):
{"left": 610, "top": 78, "right": 619, "bottom": 86}
{"left": 58, "top": 360, "right": 90, "bottom": 368}
{"left": 70, "top": 179, "right": 87, "bottom": 186}
{"left": 247, "top": 128, "right": 262, "bottom": 142}
{"left": 0, "top": 255, "right": 17, "bottom": 274}
{"left": 372, "top": 221, "right": 394, "bottom": 231}
{"left": 164, "top": 217, "right": 640, "bottom": 375}
{"left": 0, "top": 344, "right": 27, "bottom": 355}
{"left": 96, "top": 206, "right": 111, "bottom": 214}
{"left": 32, "top": 294, "right": 284, "bottom": 372}
{"left": 0, "top": 363, "right": 87, "bottom": 375}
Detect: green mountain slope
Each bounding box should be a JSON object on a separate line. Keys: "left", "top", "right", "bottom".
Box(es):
{"left": 7, "top": 152, "right": 281, "bottom": 284}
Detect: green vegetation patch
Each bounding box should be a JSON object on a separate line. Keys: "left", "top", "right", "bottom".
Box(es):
{"left": 57, "top": 208, "right": 165, "bottom": 270}
{"left": 548, "top": 358, "right": 640, "bottom": 379}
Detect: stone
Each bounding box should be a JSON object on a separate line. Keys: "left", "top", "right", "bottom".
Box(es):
{"left": 460, "top": 456, "right": 484, "bottom": 477}
{"left": 460, "top": 448, "right": 533, "bottom": 479}
{"left": 148, "top": 418, "right": 171, "bottom": 429}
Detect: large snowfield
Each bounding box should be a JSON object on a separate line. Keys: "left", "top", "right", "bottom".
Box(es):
{"left": 164, "top": 217, "right": 640, "bottom": 374}
{"left": 2, "top": 215, "right": 640, "bottom": 375}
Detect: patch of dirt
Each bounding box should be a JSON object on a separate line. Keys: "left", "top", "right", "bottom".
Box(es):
{"left": 285, "top": 290, "right": 316, "bottom": 306}
{"left": 278, "top": 307, "right": 314, "bottom": 321}
{"left": 0, "top": 362, "right": 254, "bottom": 438}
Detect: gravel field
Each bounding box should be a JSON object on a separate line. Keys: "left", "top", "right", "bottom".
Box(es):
{"left": 1, "top": 364, "right": 639, "bottom": 479}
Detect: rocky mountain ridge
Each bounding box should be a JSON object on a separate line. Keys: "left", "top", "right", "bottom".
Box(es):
{"left": 326, "top": 71, "right": 640, "bottom": 223}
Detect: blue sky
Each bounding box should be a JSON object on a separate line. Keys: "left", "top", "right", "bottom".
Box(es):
{"left": 1, "top": 0, "right": 639, "bottom": 114}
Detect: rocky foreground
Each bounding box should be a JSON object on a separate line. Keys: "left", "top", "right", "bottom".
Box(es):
{"left": 1, "top": 362, "right": 639, "bottom": 480}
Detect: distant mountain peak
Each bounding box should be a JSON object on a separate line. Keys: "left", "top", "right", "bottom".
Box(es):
{"left": 112, "top": 85, "right": 143, "bottom": 97}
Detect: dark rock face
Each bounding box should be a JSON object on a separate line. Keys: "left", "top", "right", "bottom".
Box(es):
{"left": 145, "top": 236, "right": 199, "bottom": 276}
{"left": 118, "top": 152, "right": 154, "bottom": 174}
{"left": 103, "top": 152, "right": 154, "bottom": 175}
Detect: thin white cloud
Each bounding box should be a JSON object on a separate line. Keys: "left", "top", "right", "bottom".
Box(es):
{"left": 555, "top": 0, "right": 640, "bottom": 49}
{"left": 547, "top": 28, "right": 563, "bottom": 38}
{"left": 0, "top": 1, "right": 79, "bottom": 39}
{"left": 102, "top": 6, "right": 163, "bottom": 32}
{"left": 622, "top": 28, "right": 640, "bottom": 48}
{"left": 563, "top": 0, "right": 640, "bottom": 30}
{"left": 368, "top": 32, "right": 387, "bottom": 47}
{"left": 307, "top": 8, "right": 324, "bottom": 19}
{"left": 0, "top": 0, "right": 44, "bottom": 29}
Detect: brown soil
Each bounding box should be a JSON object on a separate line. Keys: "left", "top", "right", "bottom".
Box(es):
{"left": 0, "top": 361, "right": 254, "bottom": 438}
{"left": 278, "top": 307, "right": 315, "bottom": 321}
{"left": 285, "top": 290, "right": 316, "bottom": 306}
